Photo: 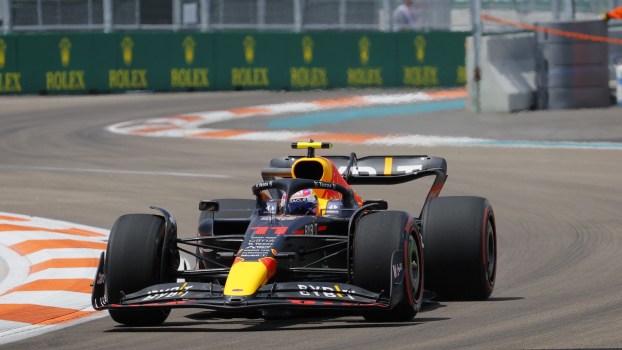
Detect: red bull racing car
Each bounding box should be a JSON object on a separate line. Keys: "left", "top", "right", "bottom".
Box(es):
{"left": 92, "top": 142, "right": 497, "bottom": 325}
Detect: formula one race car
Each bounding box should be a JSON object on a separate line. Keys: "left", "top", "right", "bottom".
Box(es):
{"left": 92, "top": 142, "right": 497, "bottom": 326}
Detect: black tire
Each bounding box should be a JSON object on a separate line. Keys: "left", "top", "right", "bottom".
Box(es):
{"left": 105, "top": 214, "right": 172, "bottom": 326}
{"left": 353, "top": 211, "right": 424, "bottom": 322}
{"left": 421, "top": 196, "right": 497, "bottom": 300}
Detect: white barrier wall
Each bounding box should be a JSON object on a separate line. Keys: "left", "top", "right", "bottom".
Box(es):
{"left": 466, "top": 33, "right": 536, "bottom": 113}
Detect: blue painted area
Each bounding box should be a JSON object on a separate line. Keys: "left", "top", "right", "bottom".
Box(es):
{"left": 262, "top": 97, "right": 622, "bottom": 150}
{"left": 268, "top": 99, "right": 466, "bottom": 129}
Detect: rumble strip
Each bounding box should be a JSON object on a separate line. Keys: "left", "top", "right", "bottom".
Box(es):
{"left": 107, "top": 90, "right": 466, "bottom": 144}
{"left": 0, "top": 212, "right": 108, "bottom": 345}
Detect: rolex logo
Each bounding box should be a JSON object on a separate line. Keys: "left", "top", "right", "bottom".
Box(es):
{"left": 0, "top": 39, "right": 6, "bottom": 69}
{"left": 414, "top": 35, "right": 426, "bottom": 63}
{"left": 183, "top": 36, "right": 196, "bottom": 65}
{"left": 302, "top": 35, "right": 313, "bottom": 64}
{"left": 59, "top": 37, "right": 72, "bottom": 67}
{"left": 359, "top": 36, "right": 370, "bottom": 66}
{"left": 121, "top": 36, "right": 134, "bottom": 66}
{"left": 243, "top": 36, "right": 255, "bottom": 64}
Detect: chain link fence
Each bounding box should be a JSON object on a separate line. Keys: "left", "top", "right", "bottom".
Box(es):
{"left": 1, "top": 0, "right": 622, "bottom": 33}
{"left": 8, "top": 0, "right": 104, "bottom": 29}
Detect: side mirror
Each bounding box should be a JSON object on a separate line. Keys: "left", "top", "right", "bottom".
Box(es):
{"left": 199, "top": 200, "right": 220, "bottom": 212}
{"left": 325, "top": 199, "right": 343, "bottom": 216}
{"left": 362, "top": 199, "right": 388, "bottom": 210}
{"left": 265, "top": 199, "right": 279, "bottom": 214}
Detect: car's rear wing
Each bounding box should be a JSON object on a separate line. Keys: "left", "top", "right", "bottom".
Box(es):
{"left": 262, "top": 155, "right": 448, "bottom": 214}
{"left": 264, "top": 155, "right": 446, "bottom": 183}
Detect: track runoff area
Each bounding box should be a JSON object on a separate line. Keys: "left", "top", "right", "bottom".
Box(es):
{"left": 2, "top": 87, "right": 622, "bottom": 345}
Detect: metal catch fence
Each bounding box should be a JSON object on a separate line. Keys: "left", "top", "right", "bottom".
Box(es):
{"left": 1, "top": 0, "right": 621, "bottom": 33}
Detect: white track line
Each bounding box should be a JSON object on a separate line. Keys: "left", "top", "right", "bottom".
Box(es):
{"left": 0, "top": 165, "right": 229, "bottom": 179}
{"left": 0, "top": 245, "right": 29, "bottom": 296}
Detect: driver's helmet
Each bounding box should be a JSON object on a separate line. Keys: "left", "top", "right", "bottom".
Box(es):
{"left": 280, "top": 189, "right": 318, "bottom": 215}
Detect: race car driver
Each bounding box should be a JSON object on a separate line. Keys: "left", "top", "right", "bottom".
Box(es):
{"left": 280, "top": 189, "right": 318, "bottom": 216}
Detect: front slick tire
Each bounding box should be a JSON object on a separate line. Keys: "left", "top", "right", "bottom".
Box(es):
{"left": 353, "top": 211, "right": 423, "bottom": 322}
{"left": 105, "top": 214, "right": 172, "bottom": 326}
{"left": 422, "top": 196, "right": 497, "bottom": 300}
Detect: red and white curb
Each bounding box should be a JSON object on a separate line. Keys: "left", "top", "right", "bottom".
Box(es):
{"left": 0, "top": 212, "right": 108, "bottom": 345}
{"left": 107, "top": 90, "right": 468, "bottom": 145}
{"left": 107, "top": 89, "right": 622, "bottom": 150}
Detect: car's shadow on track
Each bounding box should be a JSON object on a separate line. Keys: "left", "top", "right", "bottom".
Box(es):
{"left": 104, "top": 309, "right": 450, "bottom": 333}
{"left": 485, "top": 297, "right": 523, "bottom": 302}
{"left": 104, "top": 298, "right": 520, "bottom": 333}
{"left": 420, "top": 300, "right": 445, "bottom": 312}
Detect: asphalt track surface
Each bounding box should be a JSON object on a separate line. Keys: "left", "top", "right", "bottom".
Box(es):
{"left": 1, "top": 90, "right": 622, "bottom": 349}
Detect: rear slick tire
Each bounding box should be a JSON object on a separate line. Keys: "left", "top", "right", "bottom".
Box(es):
{"left": 105, "top": 214, "right": 172, "bottom": 326}
{"left": 353, "top": 211, "right": 424, "bottom": 322}
{"left": 422, "top": 196, "right": 497, "bottom": 300}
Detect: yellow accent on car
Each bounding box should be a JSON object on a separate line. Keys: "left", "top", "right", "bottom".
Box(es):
{"left": 224, "top": 261, "right": 269, "bottom": 296}
{"left": 334, "top": 284, "right": 344, "bottom": 297}
{"left": 177, "top": 282, "right": 188, "bottom": 295}
{"left": 384, "top": 157, "right": 393, "bottom": 175}
{"left": 291, "top": 141, "right": 332, "bottom": 149}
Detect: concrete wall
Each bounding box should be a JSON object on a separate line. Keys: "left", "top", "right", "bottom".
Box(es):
{"left": 466, "top": 33, "right": 536, "bottom": 113}
{"left": 467, "top": 25, "right": 622, "bottom": 113}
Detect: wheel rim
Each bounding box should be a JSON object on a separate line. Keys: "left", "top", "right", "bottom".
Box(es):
{"left": 486, "top": 219, "right": 496, "bottom": 284}
{"left": 408, "top": 234, "right": 422, "bottom": 301}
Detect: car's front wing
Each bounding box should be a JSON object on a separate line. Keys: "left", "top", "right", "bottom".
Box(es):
{"left": 92, "top": 280, "right": 390, "bottom": 311}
